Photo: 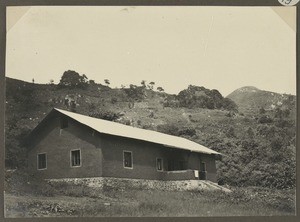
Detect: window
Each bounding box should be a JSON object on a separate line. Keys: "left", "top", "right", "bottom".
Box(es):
{"left": 60, "top": 117, "right": 68, "bottom": 129}
{"left": 123, "top": 151, "right": 133, "bottom": 169}
{"left": 156, "top": 158, "right": 163, "bottom": 171}
{"left": 37, "top": 153, "right": 47, "bottom": 170}
{"left": 71, "top": 150, "right": 81, "bottom": 167}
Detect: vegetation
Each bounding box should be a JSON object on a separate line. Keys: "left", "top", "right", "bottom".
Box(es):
{"left": 210, "top": 105, "right": 296, "bottom": 189}
{"left": 5, "top": 73, "right": 296, "bottom": 191}
{"left": 157, "top": 124, "right": 197, "bottom": 138}
{"left": 89, "top": 110, "right": 124, "bottom": 122}
{"left": 58, "top": 70, "right": 89, "bottom": 89}
{"left": 124, "top": 85, "right": 146, "bottom": 102}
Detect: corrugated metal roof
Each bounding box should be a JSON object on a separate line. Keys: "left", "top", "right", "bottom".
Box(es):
{"left": 54, "top": 108, "right": 221, "bottom": 155}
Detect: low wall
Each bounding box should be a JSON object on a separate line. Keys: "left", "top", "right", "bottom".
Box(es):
{"left": 47, "top": 177, "right": 231, "bottom": 192}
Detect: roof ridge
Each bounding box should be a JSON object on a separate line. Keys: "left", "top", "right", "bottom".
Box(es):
{"left": 54, "top": 108, "right": 190, "bottom": 140}
{"left": 54, "top": 108, "right": 221, "bottom": 155}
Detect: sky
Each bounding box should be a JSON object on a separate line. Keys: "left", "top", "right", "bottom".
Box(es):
{"left": 6, "top": 6, "right": 296, "bottom": 96}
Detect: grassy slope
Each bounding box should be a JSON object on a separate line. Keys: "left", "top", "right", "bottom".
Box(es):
{"left": 3, "top": 78, "right": 265, "bottom": 138}
{"left": 5, "top": 186, "right": 295, "bottom": 217}
{"left": 5, "top": 77, "right": 246, "bottom": 146}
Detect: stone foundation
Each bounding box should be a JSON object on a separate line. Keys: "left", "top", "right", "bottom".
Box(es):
{"left": 46, "top": 177, "right": 231, "bottom": 192}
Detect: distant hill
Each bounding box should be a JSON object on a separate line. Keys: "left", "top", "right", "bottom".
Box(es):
{"left": 227, "top": 86, "right": 296, "bottom": 115}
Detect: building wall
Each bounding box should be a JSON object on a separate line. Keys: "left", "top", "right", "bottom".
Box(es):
{"left": 187, "top": 152, "right": 201, "bottom": 170}
{"left": 100, "top": 134, "right": 217, "bottom": 181}
{"left": 100, "top": 134, "right": 168, "bottom": 180}
{"left": 27, "top": 112, "right": 218, "bottom": 182}
{"left": 27, "top": 116, "right": 103, "bottom": 179}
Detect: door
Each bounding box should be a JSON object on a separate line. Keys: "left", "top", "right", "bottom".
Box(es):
{"left": 199, "top": 162, "right": 207, "bottom": 180}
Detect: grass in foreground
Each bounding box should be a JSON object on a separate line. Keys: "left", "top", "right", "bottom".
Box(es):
{"left": 4, "top": 184, "right": 295, "bottom": 217}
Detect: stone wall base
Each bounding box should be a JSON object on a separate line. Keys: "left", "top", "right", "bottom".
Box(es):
{"left": 46, "top": 177, "right": 231, "bottom": 192}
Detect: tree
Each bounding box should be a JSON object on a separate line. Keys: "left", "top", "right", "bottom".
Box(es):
{"left": 226, "top": 126, "right": 236, "bottom": 138}
{"left": 148, "top": 82, "right": 155, "bottom": 90}
{"left": 222, "top": 98, "right": 238, "bottom": 112}
{"left": 58, "top": 70, "right": 89, "bottom": 89}
{"left": 157, "top": 86, "right": 164, "bottom": 92}
{"left": 258, "top": 115, "right": 273, "bottom": 124}
{"left": 104, "top": 79, "right": 110, "bottom": 86}
{"left": 274, "top": 107, "right": 283, "bottom": 119}
{"left": 141, "top": 80, "right": 146, "bottom": 87}
{"left": 82, "top": 74, "right": 88, "bottom": 82}
{"left": 270, "top": 137, "right": 283, "bottom": 151}
{"left": 49, "top": 79, "right": 54, "bottom": 85}
{"left": 125, "top": 85, "right": 145, "bottom": 101}
{"left": 70, "top": 100, "right": 77, "bottom": 112}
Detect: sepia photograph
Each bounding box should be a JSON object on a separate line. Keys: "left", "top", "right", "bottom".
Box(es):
{"left": 4, "top": 5, "right": 296, "bottom": 217}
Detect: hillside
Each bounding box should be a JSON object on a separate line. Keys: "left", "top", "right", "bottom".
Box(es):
{"left": 5, "top": 75, "right": 296, "bottom": 189}
{"left": 227, "top": 86, "right": 296, "bottom": 116}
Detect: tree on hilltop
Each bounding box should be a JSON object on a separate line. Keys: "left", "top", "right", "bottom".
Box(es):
{"left": 157, "top": 86, "right": 164, "bottom": 92}
{"left": 58, "top": 70, "right": 88, "bottom": 89}
{"left": 148, "top": 82, "right": 155, "bottom": 90}
{"left": 104, "top": 79, "right": 110, "bottom": 86}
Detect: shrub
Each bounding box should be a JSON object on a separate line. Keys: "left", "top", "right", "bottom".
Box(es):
{"left": 163, "top": 95, "right": 180, "bottom": 108}
{"left": 124, "top": 85, "right": 146, "bottom": 101}
{"left": 275, "top": 119, "right": 293, "bottom": 128}
{"left": 258, "top": 115, "right": 273, "bottom": 124}
{"left": 157, "top": 124, "right": 196, "bottom": 137}
{"left": 225, "top": 127, "right": 235, "bottom": 138}
{"left": 157, "top": 124, "right": 180, "bottom": 136}
{"left": 270, "top": 138, "right": 283, "bottom": 151}
{"left": 89, "top": 110, "right": 123, "bottom": 121}
{"left": 178, "top": 127, "right": 196, "bottom": 137}
{"left": 111, "top": 97, "right": 118, "bottom": 104}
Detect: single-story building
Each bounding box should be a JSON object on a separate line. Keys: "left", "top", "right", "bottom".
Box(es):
{"left": 26, "top": 108, "right": 222, "bottom": 182}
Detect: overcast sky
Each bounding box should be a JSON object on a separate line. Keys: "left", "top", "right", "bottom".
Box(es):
{"left": 6, "top": 6, "right": 296, "bottom": 96}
